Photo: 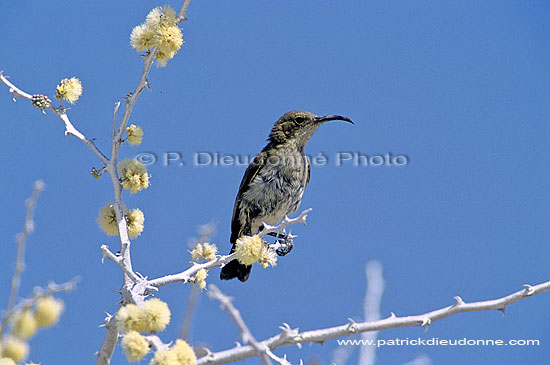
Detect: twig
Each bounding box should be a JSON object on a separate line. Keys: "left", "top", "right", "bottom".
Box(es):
{"left": 197, "top": 280, "right": 550, "bottom": 364}
{"left": 147, "top": 253, "right": 237, "bottom": 288}
{"left": 0, "top": 180, "right": 45, "bottom": 338}
{"left": 0, "top": 72, "right": 109, "bottom": 165}
{"left": 208, "top": 285, "right": 272, "bottom": 365}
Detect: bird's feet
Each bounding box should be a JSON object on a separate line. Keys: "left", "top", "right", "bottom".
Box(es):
{"left": 275, "top": 235, "right": 294, "bottom": 256}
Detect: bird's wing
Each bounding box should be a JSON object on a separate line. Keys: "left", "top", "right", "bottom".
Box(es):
{"left": 230, "top": 150, "right": 267, "bottom": 243}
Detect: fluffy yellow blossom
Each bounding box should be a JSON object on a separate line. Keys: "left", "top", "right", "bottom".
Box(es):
{"left": 141, "top": 298, "right": 170, "bottom": 333}
{"left": 34, "top": 296, "right": 64, "bottom": 328}
{"left": 54, "top": 77, "right": 82, "bottom": 104}
{"left": 126, "top": 208, "right": 145, "bottom": 238}
{"left": 130, "top": 24, "right": 156, "bottom": 51}
{"left": 130, "top": 6, "right": 183, "bottom": 67}
{"left": 202, "top": 243, "right": 217, "bottom": 261}
{"left": 235, "top": 235, "right": 264, "bottom": 265}
{"left": 1, "top": 337, "right": 28, "bottom": 363}
{"left": 97, "top": 202, "right": 118, "bottom": 236}
{"left": 0, "top": 358, "right": 16, "bottom": 365}
{"left": 171, "top": 340, "right": 196, "bottom": 365}
{"left": 150, "top": 349, "right": 178, "bottom": 365}
{"left": 190, "top": 243, "right": 203, "bottom": 261}
{"left": 11, "top": 310, "right": 37, "bottom": 340}
{"left": 190, "top": 243, "right": 217, "bottom": 262}
{"left": 126, "top": 124, "right": 144, "bottom": 146}
{"left": 193, "top": 269, "right": 207, "bottom": 290}
{"left": 121, "top": 331, "right": 150, "bottom": 362}
{"left": 116, "top": 304, "right": 146, "bottom": 333}
{"left": 119, "top": 159, "right": 150, "bottom": 194}
{"left": 259, "top": 246, "right": 277, "bottom": 269}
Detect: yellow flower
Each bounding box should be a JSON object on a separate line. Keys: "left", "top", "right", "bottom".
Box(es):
{"left": 171, "top": 340, "right": 196, "bottom": 365}
{"left": 1, "top": 337, "right": 29, "bottom": 363}
{"left": 126, "top": 124, "right": 144, "bottom": 146}
{"left": 130, "top": 24, "right": 156, "bottom": 51}
{"left": 97, "top": 202, "right": 118, "bottom": 236}
{"left": 259, "top": 246, "right": 277, "bottom": 269}
{"left": 234, "top": 235, "right": 264, "bottom": 265}
{"left": 126, "top": 208, "right": 145, "bottom": 239}
{"left": 150, "top": 349, "right": 178, "bottom": 365}
{"left": 116, "top": 304, "right": 146, "bottom": 333}
{"left": 130, "top": 6, "right": 183, "bottom": 67}
{"left": 34, "top": 296, "right": 64, "bottom": 328}
{"left": 202, "top": 243, "right": 217, "bottom": 261}
{"left": 190, "top": 243, "right": 203, "bottom": 261}
{"left": 140, "top": 298, "right": 170, "bottom": 333}
{"left": 0, "top": 358, "right": 16, "bottom": 365}
{"left": 11, "top": 310, "right": 37, "bottom": 340}
{"left": 193, "top": 269, "right": 207, "bottom": 290}
{"left": 54, "top": 77, "right": 82, "bottom": 104}
{"left": 155, "top": 25, "right": 183, "bottom": 57}
{"left": 121, "top": 331, "right": 150, "bottom": 362}
{"left": 119, "top": 159, "right": 150, "bottom": 194}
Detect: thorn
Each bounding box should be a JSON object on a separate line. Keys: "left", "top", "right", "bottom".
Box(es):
{"left": 453, "top": 296, "right": 465, "bottom": 306}
{"left": 523, "top": 284, "right": 535, "bottom": 296}
{"left": 389, "top": 312, "right": 397, "bottom": 319}
{"left": 346, "top": 318, "right": 358, "bottom": 333}
{"left": 421, "top": 318, "right": 431, "bottom": 332}
{"left": 498, "top": 307, "right": 506, "bottom": 317}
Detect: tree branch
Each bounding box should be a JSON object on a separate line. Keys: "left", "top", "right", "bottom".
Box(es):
{"left": 0, "top": 72, "right": 109, "bottom": 165}
{"left": 197, "top": 280, "right": 550, "bottom": 364}
{"left": 0, "top": 180, "right": 45, "bottom": 338}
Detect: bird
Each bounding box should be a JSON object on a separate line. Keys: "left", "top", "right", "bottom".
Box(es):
{"left": 220, "top": 110, "right": 353, "bottom": 282}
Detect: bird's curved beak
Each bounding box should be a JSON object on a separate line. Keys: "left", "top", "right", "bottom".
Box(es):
{"left": 315, "top": 115, "right": 354, "bottom": 124}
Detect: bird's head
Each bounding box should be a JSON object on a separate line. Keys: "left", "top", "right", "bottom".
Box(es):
{"left": 268, "top": 110, "right": 353, "bottom": 147}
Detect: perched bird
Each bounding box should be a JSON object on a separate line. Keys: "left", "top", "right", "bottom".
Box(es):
{"left": 220, "top": 110, "right": 353, "bottom": 282}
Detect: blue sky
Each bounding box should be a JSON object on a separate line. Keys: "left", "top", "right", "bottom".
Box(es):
{"left": 1, "top": 1, "right": 549, "bottom": 364}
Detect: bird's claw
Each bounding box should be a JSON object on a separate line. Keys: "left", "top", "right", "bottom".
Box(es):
{"left": 275, "top": 235, "right": 294, "bottom": 256}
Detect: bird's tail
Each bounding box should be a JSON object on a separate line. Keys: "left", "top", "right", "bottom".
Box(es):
{"left": 220, "top": 245, "right": 252, "bottom": 282}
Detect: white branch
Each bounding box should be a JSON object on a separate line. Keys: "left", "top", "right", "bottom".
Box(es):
{"left": 147, "top": 254, "right": 237, "bottom": 288}
{"left": 0, "top": 180, "right": 45, "bottom": 338}
{"left": 260, "top": 208, "right": 311, "bottom": 238}
{"left": 0, "top": 72, "right": 109, "bottom": 165}
{"left": 209, "top": 285, "right": 284, "bottom": 365}
{"left": 197, "top": 280, "right": 550, "bottom": 364}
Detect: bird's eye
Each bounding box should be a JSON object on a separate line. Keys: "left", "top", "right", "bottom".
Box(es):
{"left": 295, "top": 117, "right": 305, "bottom": 123}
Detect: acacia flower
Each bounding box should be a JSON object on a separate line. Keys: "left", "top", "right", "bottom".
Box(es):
{"left": 234, "top": 235, "right": 264, "bottom": 265}
{"left": 119, "top": 159, "right": 150, "bottom": 194}
{"left": 193, "top": 269, "right": 207, "bottom": 290}
{"left": 54, "top": 77, "right": 82, "bottom": 104}
{"left": 130, "top": 6, "right": 184, "bottom": 67}
{"left": 126, "top": 124, "right": 144, "bottom": 146}
{"left": 150, "top": 349, "right": 178, "bottom": 365}
{"left": 126, "top": 208, "right": 145, "bottom": 238}
{"left": 121, "top": 331, "right": 150, "bottom": 362}
{"left": 97, "top": 202, "right": 118, "bottom": 236}
{"left": 116, "top": 304, "right": 145, "bottom": 333}
{"left": 140, "top": 298, "right": 171, "bottom": 333}
{"left": 171, "top": 340, "right": 196, "bottom": 365}
{"left": 34, "top": 296, "right": 64, "bottom": 328}
{"left": 11, "top": 310, "right": 37, "bottom": 340}
{"left": 259, "top": 246, "right": 278, "bottom": 269}
{"left": 1, "top": 337, "right": 29, "bottom": 363}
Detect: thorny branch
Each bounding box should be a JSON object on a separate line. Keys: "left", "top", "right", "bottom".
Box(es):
{"left": 208, "top": 285, "right": 289, "bottom": 365}
{"left": 0, "top": 180, "right": 45, "bottom": 338}
{"left": 197, "top": 280, "right": 550, "bottom": 365}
